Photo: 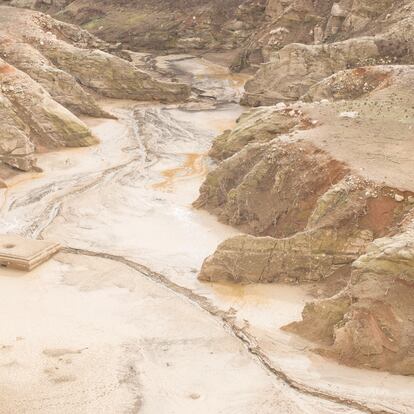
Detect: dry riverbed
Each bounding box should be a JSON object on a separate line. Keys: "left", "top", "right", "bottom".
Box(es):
{"left": 0, "top": 57, "right": 412, "bottom": 413}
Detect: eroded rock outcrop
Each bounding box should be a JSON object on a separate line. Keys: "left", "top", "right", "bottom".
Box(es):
{"left": 0, "top": 59, "right": 96, "bottom": 170}
{"left": 303, "top": 65, "right": 394, "bottom": 101}
{"left": 7, "top": 0, "right": 411, "bottom": 78}
{"left": 242, "top": 36, "right": 410, "bottom": 105}
{"left": 4, "top": 0, "right": 403, "bottom": 82}
{"left": 198, "top": 168, "right": 413, "bottom": 285}
{"left": 286, "top": 217, "right": 414, "bottom": 375}
{"left": 0, "top": 6, "right": 190, "bottom": 173}
{"left": 242, "top": 0, "right": 414, "bottom": 105}
{"left": 0, "top": 90, "right": 35, "bottom": 171}
{"left": 1, "top": 39, "right": 110, "bottom": 118}
{"left": 198, "top": 226, "right": 371, "bottom": 284}
{"left": 14, "top": 0, "right": 268, "bottom": 56}
{"left": 197, "top": 64, "right": 414, "bottom": 278}
{"left": 208, "top": 106, "right": 301, "bottom": 161}
{"left": 196, "top": 64, "right": 414, "bottom": 374}
{"left": 0, "top": 7, "right": 190, "bottom": 103}
{"left": 197, "top": 65, "right": 414, "bottom": 237}
{"left": 196, "top": 139, "right": 349, "bottom": 237}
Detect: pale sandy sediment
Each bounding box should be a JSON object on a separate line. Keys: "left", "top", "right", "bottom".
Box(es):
{"left": 0, "top": 57, "right": 412, "bottom": 414}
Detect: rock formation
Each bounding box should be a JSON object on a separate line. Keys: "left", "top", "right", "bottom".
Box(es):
{"left": 195, "top": 64, "right": 414, "bottom": 374}
{"left": 6, "top": 0, "right": 412, "bottom": 79}
{"left": 286, "top": 215, "right": 414, "bottom": 375}
{"left": 2, "top": 0, "right": 414, "bottom": 379}
{"left": 0, "top": 58, "right": 96, "bottom": 171}
{"left": 0, "top": 6, "right": 190, "bottom": 173}
{"left": 4, "top": 0, "right": 269, "bottom": 57}
{"left": 242, "top": 0, "right": 414, "bottom": 105}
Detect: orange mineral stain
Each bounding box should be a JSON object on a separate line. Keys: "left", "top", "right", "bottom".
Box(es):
{"left": 152, "top": 153, "right": 207, "bottom": 192}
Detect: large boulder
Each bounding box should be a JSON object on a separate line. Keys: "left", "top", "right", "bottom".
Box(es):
{"left": 199, "top": 227, "right": 372, "bottom": 284}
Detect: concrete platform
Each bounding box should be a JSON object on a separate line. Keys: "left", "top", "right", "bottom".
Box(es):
{"left": 0, "top": 235, "right": 61, "bottom": 271}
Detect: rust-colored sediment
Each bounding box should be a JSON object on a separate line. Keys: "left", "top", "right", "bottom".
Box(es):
{"left": 360, "top": 189, "right": 414, "bottom": 237}
{"left": 152, "top": 153, "right": 208, "bottom": 191}
{"left": 0, "top": 63, "right": 15, "bottom": 74}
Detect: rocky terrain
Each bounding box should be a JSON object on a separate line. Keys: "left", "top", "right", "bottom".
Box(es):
{"left": 2, "top": 0, "right": 268, "bottom": 64}
{"left": 11, "top": 0, "right": 413, "bottom": 75}
{"left": 0, "top": 50, "right": 378, "bottom": 413}
{"left": 242, "top": 0, "right": 414, "bottom": 105}
{"left": 0, "top": 6, "right": 189, "bottom": 175}
{"left": 1, "top": 2, "right": 414, "bottom": 413}
{"left": 196, "top": 61, "right": 414, "bottom": 374}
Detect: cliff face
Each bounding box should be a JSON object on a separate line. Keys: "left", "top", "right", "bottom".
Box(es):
{"left": 0, "top": 6, "right": 189, "bottom": 173}
{"left": 195, "top": 64, "right": 414, "bottom": 374}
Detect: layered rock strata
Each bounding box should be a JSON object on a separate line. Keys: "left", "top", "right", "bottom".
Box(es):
{"left": 7, "top": 0, "right": 411, "bottom": 85}
{"left": 0, "top": 59, "right": 96, "bottom": 171}
{"left": 0, "top": 6, "right": 190, "bottom": 172}
{"left": 196, "top": 65, "right": 414, "bottom": 374}
{"left": 234, "top": 0, "right": 404, "bottom": 71}
{"left": 286, "top": 216, "right": 414, "bottom": 375}
{"left": 11, "top": 0, "right": 268, "bottom": 55}
{"left": 7, "top": 0, "right": 412, "bottom": 79}
{"left": 242, "top": 0, "right": 414, "bottom": 105}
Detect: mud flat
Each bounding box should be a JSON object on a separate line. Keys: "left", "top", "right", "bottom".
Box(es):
{"left": 0, "top": 57, "right": 412, "bottom": 413}
{"left": 1, "top": 253, "right": 350, "bottom": 414}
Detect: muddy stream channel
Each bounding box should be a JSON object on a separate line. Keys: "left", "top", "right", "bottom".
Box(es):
{"left": 0, "top": 56, "right": 412, "bottom": 414}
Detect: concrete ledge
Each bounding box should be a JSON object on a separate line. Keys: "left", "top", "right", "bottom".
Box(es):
{"left": 0, "top": 235, "right": 61, "bottom": 271}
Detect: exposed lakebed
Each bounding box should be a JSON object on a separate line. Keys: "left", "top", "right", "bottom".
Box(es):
{"left": 0, "top": 57, "right": 412, "bottom": 414}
